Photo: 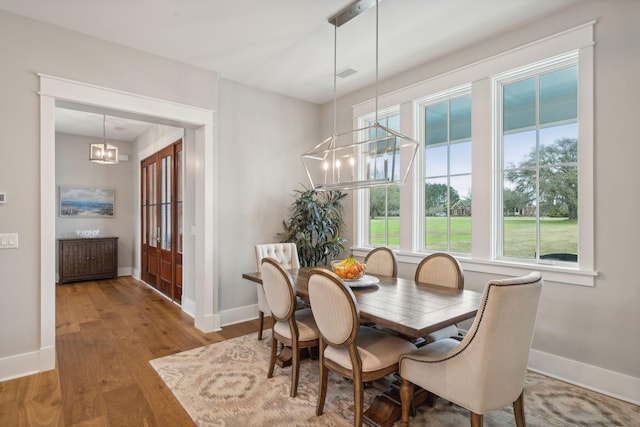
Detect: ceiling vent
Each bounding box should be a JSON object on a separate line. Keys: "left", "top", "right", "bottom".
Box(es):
{"left": 336, "top": 67, "right": 357, "bottom": 79}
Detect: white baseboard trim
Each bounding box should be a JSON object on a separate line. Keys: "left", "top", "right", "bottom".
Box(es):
{"left": 528, "top": 349, "right": 640, "bottom": 405}
{"left": 0, "top": 347, "right": 55, "bottom": 382}
{"left": 195, "top": 312, "right": 221, "bottom": 333}
{"left": 220, "top": 304, "right": 260, "bottom": 327}
{"left": 182, "top": 297, "right": 196, "bottom": 318}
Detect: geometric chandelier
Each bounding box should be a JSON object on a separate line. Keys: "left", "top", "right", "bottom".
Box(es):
{"left": 89, "top": 115, "right": 118, "bottom": 164}
{"left": 301, "top": 0, "right": 418, "bottom": 191}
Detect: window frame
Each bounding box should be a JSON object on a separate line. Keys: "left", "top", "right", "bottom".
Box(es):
{"left": 351, "top": 22, "right": 595, "bottom": 286}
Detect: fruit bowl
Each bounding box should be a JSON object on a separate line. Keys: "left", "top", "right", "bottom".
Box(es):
{"left": 332, "top": 258, "right": 366, "bottom": 281}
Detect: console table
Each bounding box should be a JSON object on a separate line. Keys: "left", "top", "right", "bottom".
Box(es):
{"left": 58, "top": 237, "right": 118, "bottom": 283}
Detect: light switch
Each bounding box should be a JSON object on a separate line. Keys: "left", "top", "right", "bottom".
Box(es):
{"left": 0, "top": 233, "right": 18, "bottom": 249}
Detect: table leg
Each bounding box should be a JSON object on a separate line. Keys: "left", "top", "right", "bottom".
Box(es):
{"left": 363, "top": 379, "right": 431, "bottom": 427}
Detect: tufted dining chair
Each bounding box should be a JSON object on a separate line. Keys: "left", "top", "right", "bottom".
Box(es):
{"left": 261, "top": 257, "right": 320, "bottom": 397}
{"left": 255, "top": 243, "right": 301, "bottom": 340}
{"left": 399, "top": 272, "right": 543, "bottom": 427}
{"left": 308, "top": 269, "right": 417, "bottom": 427}
{"left": 414, "top": 252, "right": 465, "bottom": 343}
{"left": 364, "top": 247, "right": 398, "bottom": 278}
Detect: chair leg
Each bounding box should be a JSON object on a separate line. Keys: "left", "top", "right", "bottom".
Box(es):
{"left": 354, "top": 374, "right": 364, "bottom": 427}
{"left": 267, "top": 335, "right": 277, "bottom": 378}
{"left": 470, "top": 412, "right": 483, "bottom": 427}
{"left": 316, "top": 361, "right": 328, "bottom": 415}
{"left": 513, "top": 390, "right": 526, "bottom": 427}
{"left": 290, "top": 342, "right": 300, "bottom": 397}
{"left": 400, "top": 377, "right": 414, "bottom": 426}
{"left": 257, "top": 311, "right": 265, "bottom": 340}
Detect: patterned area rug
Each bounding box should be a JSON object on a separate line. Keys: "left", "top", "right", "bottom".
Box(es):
{"left": 150, "top": 332, "right": 639, "bottom": 426}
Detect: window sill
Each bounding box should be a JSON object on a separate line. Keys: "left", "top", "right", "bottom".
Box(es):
{"left": 351, "top": 247, "right": 597, "bottom": 287}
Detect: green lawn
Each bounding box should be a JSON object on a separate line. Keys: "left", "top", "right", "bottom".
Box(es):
{"left": 369, "top": 216, "right": 577, "bottom": 258}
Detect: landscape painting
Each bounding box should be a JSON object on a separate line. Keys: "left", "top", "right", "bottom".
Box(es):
{"left": 60, "top": 186, "right": 115, "bottom": 217}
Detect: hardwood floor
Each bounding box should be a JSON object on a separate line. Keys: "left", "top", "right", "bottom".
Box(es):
{"left": 0, "top": 276, "right": 267, "bottom": 426}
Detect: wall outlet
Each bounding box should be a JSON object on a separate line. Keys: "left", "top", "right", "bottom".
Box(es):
{"left": 0, "top": 192, "right": 6, "bottom": 204}
{"left": 0, "top": 233, "right": 18, "bottom": 249}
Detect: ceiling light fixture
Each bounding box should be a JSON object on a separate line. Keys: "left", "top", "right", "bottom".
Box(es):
{"left": 301, "top": 0, "right": 418, "bottom": 191}
{"left": 90, "top": 115, "right": 118, "bottom": 164}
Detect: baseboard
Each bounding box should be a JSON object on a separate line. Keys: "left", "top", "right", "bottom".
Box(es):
{"left": 220, "top": 304, "right": 260, "bottom": 328}
{"left": 117, "top": 267, "right": 132, "bottom": 277}
{"left": 528, "top": 349, "right": 640, "bottom": 405}
{"left": 0, "top": 346, "right": 55, "bottom": 382}
{"left": 195, "top": 312, "right": 221, "bottom": 333}
{"left": 182, "top": 297, "right": 196, "bottom": 318}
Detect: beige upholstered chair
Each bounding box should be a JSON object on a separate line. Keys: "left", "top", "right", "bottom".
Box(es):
{"left": 308, "top": 269, "right": 417, "bottom": 427}
{"left": 399, "top": 272, "right": 543, "bottom": 427}
{"left": 364, "top": 247, "right": 398, "bottom": 277}
{"left": 414, "top": 252, "right": 464, "bottom": 342}
{"left": 255, "top": 243, "right": 301, "bottom": 340}
{"left": 261, "top": 257, "right": 320, "bottom": 397}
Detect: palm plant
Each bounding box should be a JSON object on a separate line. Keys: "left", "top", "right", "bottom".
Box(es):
{"left": 278, "top": 186, "right": 347, "bottom": 267}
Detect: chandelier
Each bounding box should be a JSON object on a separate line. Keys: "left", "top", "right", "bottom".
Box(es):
{"left": 89, "top": 115, "right": 118, "bottom": 164}
{"left": 301, "top": 0, "right": 418, "bottom": 191}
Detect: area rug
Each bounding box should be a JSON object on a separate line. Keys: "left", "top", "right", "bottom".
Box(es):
{"left": 150, "top": 332, "right": 639, "bottom": 426}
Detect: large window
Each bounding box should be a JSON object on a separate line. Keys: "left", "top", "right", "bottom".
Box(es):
{"left": 496, "top": 56, "right": 578, "bottom": 263}
{"left": 420, "top": 90, "right": 472, "bottom": 253}
{"left": 353, "top": 24, "right": 594, "bottom": 285}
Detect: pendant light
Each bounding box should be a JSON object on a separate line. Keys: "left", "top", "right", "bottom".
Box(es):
{"left": 301, "top": 0, "right": 418, "bottom": 191}
{"left": 90, "top": 115, "right": 119, "bottom": 164}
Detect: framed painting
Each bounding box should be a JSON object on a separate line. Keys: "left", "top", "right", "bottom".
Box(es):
{"left": 59, "top": 186, "right": 115, "bottom": 217}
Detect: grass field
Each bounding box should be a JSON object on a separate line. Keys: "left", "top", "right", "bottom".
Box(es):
{"left": 369, "top": 216, "right": 577, "bottom": 258}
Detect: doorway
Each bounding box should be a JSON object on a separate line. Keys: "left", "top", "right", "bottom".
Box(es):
{"left": 141, "top": 140, "right": 183, "bottom": 303}
{"left": 40, "top": 74, "right": 220, "bottom": 373}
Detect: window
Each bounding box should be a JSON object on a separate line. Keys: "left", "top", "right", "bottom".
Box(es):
{"left": 495, "top": 55, "right": 578, "bottom": 263}
{"left": 352, "top": 24, "right": 594, "bottom": 285}
{"left": 363, "top": 112, "right": 401, "bottom": 247}
{"left": 419, "top": 88, "right": 472, "bottom": 253}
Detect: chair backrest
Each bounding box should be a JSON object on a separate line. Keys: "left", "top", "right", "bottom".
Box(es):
{"left": 364, "top": 247, "right": 398, "bottom": 277}
{"left": 453, "top": 272, "right": 543, "bottom": 408}
{"left": 260, "top": 258, "right": 296, "bottom": 321}
{"left": 255, "top": 243, "right": 300, "bottom": 272}
{"left": 414, "top": 252, "right": 464, "bottom": 289}
{"left": 308, "top": 269, "right": 360, "bottom": 347}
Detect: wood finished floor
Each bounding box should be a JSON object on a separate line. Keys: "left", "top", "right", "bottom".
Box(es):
{"left": 0, "top": 276, "right": 268, "bottom": 426}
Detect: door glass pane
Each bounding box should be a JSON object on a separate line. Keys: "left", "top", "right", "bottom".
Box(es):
{"left": 149, "top": 162, "right": 157, "bottom": 248}
{"left": 176, "top": 149, "right": 183, "bottom": 254}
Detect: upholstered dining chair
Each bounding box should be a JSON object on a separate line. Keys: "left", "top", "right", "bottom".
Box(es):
{"left": 399, "top": 272, "right": 543, "bottom": 427}
{"left": 261, "top": 257, "right": 320, "bottom": 397}
{"left": 255, "top": 243, "right": 301, "bottom": 340}
{"left": 414, "top": 252, "right": 465, "bottom": 343}
{"left": 364, "top": 247, "right": 398, "bottom": 277}
{"left": 308, "top": 269, "right": 417, "bottom": 427}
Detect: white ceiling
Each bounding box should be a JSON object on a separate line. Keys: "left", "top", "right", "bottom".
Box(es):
{"left": 0, "top": 0, "right": 581, "bottom": 140}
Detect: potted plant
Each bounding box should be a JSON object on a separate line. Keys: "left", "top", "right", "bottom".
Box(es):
{"left": 278, "top": 186, "right": 347, "bottom": 267}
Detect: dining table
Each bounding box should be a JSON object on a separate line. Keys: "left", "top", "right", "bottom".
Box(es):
{"left": 242, "top": 267, "right": 483, "bottom": 427}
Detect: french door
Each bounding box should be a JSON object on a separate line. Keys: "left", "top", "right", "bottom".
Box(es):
{"left": 141, "top": 140, "right": 183, "bottom": 303}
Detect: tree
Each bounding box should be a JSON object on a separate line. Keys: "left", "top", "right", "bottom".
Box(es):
{"left": 505, "top": 138, "right": 577, "bottom": 219}
{"left": 369, "top": 186, "right": 399, "bottom": 217}
{"left": 425, "top": 183, "right": 460, "bottom": 215}
{"left": 503, "top": 188, "right": 531, "bottom": 216}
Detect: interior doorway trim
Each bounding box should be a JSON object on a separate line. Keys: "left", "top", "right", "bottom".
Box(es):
{"left": 39, "top": 74, "right": 220, "bottom": 371}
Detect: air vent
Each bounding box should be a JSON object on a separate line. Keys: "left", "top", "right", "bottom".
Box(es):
{"left": 336, "top": 67, "right": 357, "bottom": 79}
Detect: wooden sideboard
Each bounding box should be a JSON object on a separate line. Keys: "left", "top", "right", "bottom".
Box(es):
{"left": 58, "top": 237, "right": 118, "bottom": 283}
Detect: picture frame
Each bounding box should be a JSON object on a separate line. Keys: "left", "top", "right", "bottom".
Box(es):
{"left": 59, "top": 186, "right": 115, "bottom": 218}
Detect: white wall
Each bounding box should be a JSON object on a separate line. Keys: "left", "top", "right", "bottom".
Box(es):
{"left": 322, "top": 0, "right": 640, "bottom": 400}
{"left": 55, "top": 133, "right": 134, "bottom": 277}
{"left": 217, "top": 78, "right": 321, "bottom": 323}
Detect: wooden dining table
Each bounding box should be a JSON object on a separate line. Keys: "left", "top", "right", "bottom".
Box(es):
{"left": 242, "top": 267, "right": 483, "bottom": 427}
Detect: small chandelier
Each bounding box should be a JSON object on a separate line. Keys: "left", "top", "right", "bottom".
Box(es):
{"left": 90, "top": 115, "right": 118, "bottom": 164}
{"left": 302, "top": 0, "right": 418, "bottom": 191}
